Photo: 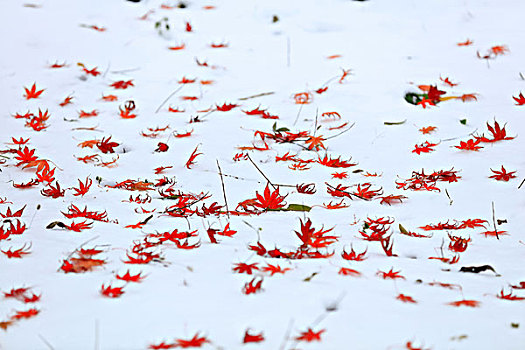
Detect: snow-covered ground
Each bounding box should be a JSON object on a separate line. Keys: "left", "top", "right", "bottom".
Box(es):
{"left": 1, "top": 0, "right": 525, "bottom": 349}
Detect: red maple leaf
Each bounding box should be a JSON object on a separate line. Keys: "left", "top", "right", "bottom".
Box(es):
{"left": 440, "top": 76, "right": 458, "bottom": 87}
{"left": 36, "top": 167, "right": 56, "bottom": 183}
{"left": 448, "top": 299, "right": 480, "bottom": 307}
{"left": 116, "top": 270, "right": 146, "bottom": 283}
{"left": 72, "top": 177, "right": 92, "bottom": 196}
{"left": 455, "top": 138, "right": 483, "bottom": 151}
{"left": 295, "top": 218, "right": 337, "bottom": 249}
{"left": 476, "top": 120, "right": 514, "bottom": 143}
{"left": 338, "top": 267, "right": 361, "bottom": 276}
{"left": 59, "top": 95, "right": 74, "bottom": 107}
{"left": 10, "top": 308, "right": 40, "bottom": 320}
{"left": 185, "top": 145, "right": 202, "bottom": 169}
{"left": 15, "top": 147, "right": 38, "bottom": 166}
{"left": 497, "top": 288, "right": 525, "bottom": 301}
{"left": 102, "top": 94, "right": 118, "bottom": 101}
{"left": 331, "top": 172, "right": 348, "bottom": 179}
{"left": 419, "top": 126, "right": 437, "bottom": 134}
{"left": 427, "top": 85, "right": 446, "bottom": 101}
{"left": 377, "top": 268, "right": 405, "bottom": 280}
{"left": 233, "top": 262, "right": 259, "bottom": 274}
{"left": 459, "top": 219, "right": 487, "bottom": 229}
{"left": 41, "top": 182, "right": 65, "bottom": 198}
{"left": 379, "top": 194, "right": 408, "bottom": 205}
{"left": 412, "top": 141, "right": 437, "bottom": 155}
{"left": 110, "top": 80, "right": 134, "bottom": 89}
{"left": 513, "top": 92, "right": 525, "bottom": 105}
{"left": 100, "top": 284, "right": 124, "bottom": 298}
{"left": 79, "top": 109, "right": 98, "bottom": 118}
{"left": 397, "top": 293, "right": 417, "bottom": 303}
{"left": 216, "top": 103, "right": 238, "bottom": 111}
{"left": 0, "top": 205, "right": 27, "bottom": 218}
{"left": 254, "top": 184, "right": 287, "bottom": 210}
{"left": 243, "top": 278, "right": 263, "bottom": 295}
{"left": 457, "top": 39, "right": 473, "bottom": 46}
{"left": 262, "top": 264, "right": 291, "bottom": 276}
{"left": 65, "top": 220, "right": 93, "bottom": 232}
{"left": 148, "top": 342, "right": 176, "bottom": 349}
{"left": 168, "top": 43, "right": 186, "bottom": 51}
{"left": 243, "top": 330, "right": 264, "bottom": 343}
{"left": 341, "top": 246, "right": 367, "bottom": 261}
{"left": 295, "top": 328, "right": 325, "bottom": 342}
{"left": 1, "top": 243, "right": 31, "bottom": 258}
{"left": 353, "top": 183, "right": 383, "bottom": 199}
{"left": 176, "top": 333, "right": 210, "bottom": 348}
{"left": 97, "top": 136, "right": 119, "bottom": 153}
{"left": 6, "top": 220, "right": 26, "bottom": 236}
{"left": 489, "top": 166, "right": 516, "bottom": 181}
{"left": 23, "top": 83, "right": 45, "bottom": 99}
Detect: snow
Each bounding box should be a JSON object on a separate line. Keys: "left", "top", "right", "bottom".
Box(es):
{"left": 1, "top": 0, "right": 525, "bottom": 349}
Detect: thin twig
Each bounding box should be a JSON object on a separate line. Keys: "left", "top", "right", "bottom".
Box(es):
{"left": 492, "top": 201, "right": 499, "bottom": 240}
{"left": 238, "top": 92, "right": 275, "bottom": 101}
{"left": 28, "top": 204, "right": 41, "bottom": 228}
{"left": 155, "top": 85, "right": 185, "bottom": 113}
{"left": 246, "top": 154, "right": 277, "bottom": 190}
{"left": 293, "top": 102, "right": 304, "bottom": 126}
{"left": 38, "top": 334, "right": 55, "bottom": 350}
{"left": 102, "top": 62, "right": 111, "bottom": 78}
{"left": 203, "top": 169, "right": 295, "bottom": 187}
{"left": 286, "top": 37, "right": 291, "bottom": 68}
{"left": 313, "top": 108, "right": 319, "bottom": 136}
{"left": 216, "top": 160, "right": 230, "bottom": 218}
{"left": 94, "top": 319, "right": 100, "bottom": 350}
{"left": 325, "top": 182, "right": 370, "bottom": 201}
{"left": 324, "top": 122, "right": 356, "bottom": 140}
{"left": 110, "top": 67, "right": 140, "bottom": 74}
{"left": 445, "top": 188, "right": 453, "bottom": 205}
{"left": 279, "top": 319, "right": 294, "bottom": 350}
{"left": 518, "top": 178, "right": 525, "bottom": 189}
{"left": 62, "top": 235, "right": 101, "bottom": 265}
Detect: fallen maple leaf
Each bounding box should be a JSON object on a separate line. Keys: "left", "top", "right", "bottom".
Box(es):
{"left": 72, "top": 177, "right": 92, "bottom": 196}
{"left": 100, "top": 284, "right": 125, "bottom": 298}
{"left": 295, "top": 328, "right": 325, "bottom": 342}
{"left": 513, "top": 92, "right": 525, "bottom": 105}
{"left": 448, "top": 299, "right": 480, "bottom": 307}
{"left": 397, "top": 293, "right": 417, "bottom": 303}
{"left": 176, "top": 333, "right": 210, "bottom": 348}
{"left": 243, "top": 329, "right": 265, "bottom": 343}
{"left": 185, "top": 145, "right": 202, "bottom": 169}
{"left": 489, "top": 166, "right": 516, "bottom": 181}
{"left": 23, "top": 83, "right": 44, "bottom": 99}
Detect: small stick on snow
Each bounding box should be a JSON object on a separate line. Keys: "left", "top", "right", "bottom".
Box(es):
{"left": 238, "top": 92, "right": 274, "bottom": 101}
{"left": 216, "top": 160, "right": 230, "bottom": 218}
{"left": 518, "top": 177, "right": 525, "bottom": 189}
{"left": 155, "top": 85, "right": 185, "bottom": 113}
{"left": 94, "top": 319, "right": 100, "bottom": 350}
{"left": 246, "top": 154, "right": 277, "bottom": 190}
{"left": 492, "top": 201, "right": 499, "bottom": 240}
{"left": 313, "top": 108, "right": 319, "bottom": 136}
{"left": 445, "top": 188, "right": 453, "bottom": 205}
{"left": 286, "top": 37, "right": 291, "bottom": 68}
{"left": 279, "top": 319, "right": 294, "bottom": 350}
{"left": 293, "top": 102, "right": 304, "bottom": 126}
{"left": 325, "top": 122, "right": 356, "bottom": 140}
{"left": 325, "top": 182, "right": 370, "bottom": 201}
{"left": 38, "top": 334, "right": 56, "bottom": 350}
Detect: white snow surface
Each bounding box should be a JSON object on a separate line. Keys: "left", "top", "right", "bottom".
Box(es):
{"left": 1, "top": 0, "right": 525, "bottom": 349}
